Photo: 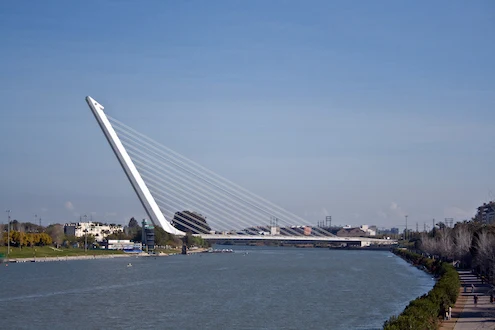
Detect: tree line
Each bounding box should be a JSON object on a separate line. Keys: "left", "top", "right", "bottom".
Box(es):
{"left": 2, "top": 232, "right": 53, "bottom": 247}
{"left": 1, "top": 217, "right": 209, "bottom": 249}
{"left": 1, "top": 222, "right": 62, "bottom": 248}
{"left": 416, "top": 220, "right": 495, "bottom": 281}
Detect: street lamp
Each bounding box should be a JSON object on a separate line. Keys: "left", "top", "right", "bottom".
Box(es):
{"left": 83, "top": 214, "right": 88, "bottom": 252}
{"left": 84, "top": 229, "right": 88, "bottom": 253}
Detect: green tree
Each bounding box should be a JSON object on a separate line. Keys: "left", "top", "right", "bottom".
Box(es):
{"left": 154, "top": 226, "right": 171, "bottom": 246}
{"left": 128, "top": 217, "right": 139, "bottom": 228}
{"left": 77, "top": 234, "right": 96, "bottom": 249}
{"left": 132, "top": 228, "right": 143, "bottom": 243}
{"left": 24, "top": 233, "right": 35, "bottom": 247}
{"left": 39, "top": 233, "right": 52, "bottom": 246}
{"left": 125, "top": 217, "right": 140, "bottom": 239}
{"left": 184, "top": 232, "right": 209, "bottom": 248}
{"left": 62, "top": 235, "right": 78, "bottom": 247}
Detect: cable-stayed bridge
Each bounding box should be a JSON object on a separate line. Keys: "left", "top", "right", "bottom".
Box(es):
{"left": 86, "top": 96, "right": 395, "bottom": 246}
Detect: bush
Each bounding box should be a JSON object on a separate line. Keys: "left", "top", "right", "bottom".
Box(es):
{"left": 383, "top": 249, "right": 460, "bottom": 329}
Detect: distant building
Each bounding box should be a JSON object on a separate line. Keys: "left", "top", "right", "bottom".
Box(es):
{"left": 172, "top": 211, "right": 211, "bottom": 234}
{"left": 475, "top": 202, "right": 495, "bottom": 224}
{"left": 270, "top": 226, "right": 280, "bottom": 235}
{"left": 141, "top": 219, "right": 155, "bottom": 252}
{"left": 360, "top": 225, "right": 376, "bottom": 236}
{"left": 336, "top": 227, "right": 367, "bottom": 237}
{"left": 105, "top": 239, "right": 141, "bottom": 250}
{"left": 379, "top": 228, "right": 399, "bottom": 236}
{"left": 64, "top": 222, "right": 123, "bottom": 242}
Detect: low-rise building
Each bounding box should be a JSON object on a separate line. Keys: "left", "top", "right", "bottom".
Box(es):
{"left": 336, "top": 227, "right": 367, "bottom": 237}
{"left": 64, "top": 222, "right": 124, "bottom": 242}
{"left": 105, "top": 239, "right": 141, "bottom": 250}
{"left": 360, "top": 225, "right": 377, "bottom": 236}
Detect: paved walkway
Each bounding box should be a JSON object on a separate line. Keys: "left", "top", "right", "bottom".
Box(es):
{"left": 440, "top": 270, "right": 495, "bottom": 330}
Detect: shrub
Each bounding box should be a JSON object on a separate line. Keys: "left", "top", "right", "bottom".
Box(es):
{"left": 383, "top": 249, "right": 460, "bottom": 330}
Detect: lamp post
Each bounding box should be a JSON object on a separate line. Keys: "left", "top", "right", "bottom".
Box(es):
{"left": 84, "top": 229, "right": 88, "bottom": 253}
{"left": 83, "top": 214, "right": 88, "bottom": 252}
{"left": 6, "top": 210, "right": 11, "bottom": 255}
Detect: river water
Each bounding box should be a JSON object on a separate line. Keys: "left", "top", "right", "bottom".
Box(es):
{"left": 0, "top": 246, "right": 433, "bottom": 330}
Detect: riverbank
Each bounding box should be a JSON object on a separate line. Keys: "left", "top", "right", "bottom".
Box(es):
{"left": 6, "top": 253, "right": 133, "bottom": 263}
{"left": 0, "top": 246, "right": 125, "bottom": 259}
{"left": 2, "top": 246, "right": 210, "bottom": 263}
{"left": 384, "top": 249, "right": 460, "bottom": 329}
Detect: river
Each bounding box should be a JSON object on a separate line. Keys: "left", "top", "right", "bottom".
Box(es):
{"left": 0, "top": 246, "right": 433, "bottom": 329}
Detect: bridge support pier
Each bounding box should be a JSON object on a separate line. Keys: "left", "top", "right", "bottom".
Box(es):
{"left": 181, "top": 236, "right": 187, "bottom": 255}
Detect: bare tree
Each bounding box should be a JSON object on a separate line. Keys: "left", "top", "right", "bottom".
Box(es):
{"left": 437, "top": 228, "right": 454, "bottom": 260}
{"left": 420, "top": 234, "right": 437, "bottom": 256}
{"left": 45, "top": 224, "right": 64, "bottom": 248}
{"left": 453, "top": 224, "right": 472, "bottom": 265}
{"left": 473, "top": 228, "right": 495, "bottom": 277}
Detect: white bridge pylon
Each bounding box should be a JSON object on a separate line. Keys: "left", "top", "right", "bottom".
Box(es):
{"left": 86, "top": 96, "right": 185, "bottom": 236}
{"left": 85, "top": 96, "right": 397, "bottom": 246}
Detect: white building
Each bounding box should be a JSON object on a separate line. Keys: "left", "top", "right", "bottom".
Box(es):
{"left": 64, "top": 222, "right": 124, "bottom": 242}
{"left": 106, "top": 239, "right": 141, "bottom": 250}
{"left": 360, "top": 225, "right": 377, "bottom": 236}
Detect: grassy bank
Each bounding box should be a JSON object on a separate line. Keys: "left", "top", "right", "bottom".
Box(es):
{"left": 383, "top": 249, "right": 460, "bottom": 330}
{"left": 0, "top": 246, "right": 124, "bottom": 259}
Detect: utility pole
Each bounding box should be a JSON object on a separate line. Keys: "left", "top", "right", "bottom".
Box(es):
{"left": 6, "top": 210, "right": 11, "bottom": 256}
{"left": 416, "top": 222, "right": 418, "bottom": 233}
{"left": 433, "top": 218, "right": 435, "bottom": 230}
{"left": 83, "top": 214, "right": 88, "bottom": 252}
{"left": 405, "top": 215, "right": 408, "bottom": 240}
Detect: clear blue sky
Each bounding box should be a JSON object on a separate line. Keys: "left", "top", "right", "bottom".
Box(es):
{"left": 1, "top": 0, "right": 494, "bottom": 229}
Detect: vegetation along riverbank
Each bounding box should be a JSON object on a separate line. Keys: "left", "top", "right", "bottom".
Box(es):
{"left": 383, "top": 249, "right": 460, "bottom": 330}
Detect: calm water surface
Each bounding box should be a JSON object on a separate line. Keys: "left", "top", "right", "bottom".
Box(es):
{"left": 0, "top": 246, "right": 433, "bottom": 329}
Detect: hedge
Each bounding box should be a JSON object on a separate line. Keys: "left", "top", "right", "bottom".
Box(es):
{"left": 383, "top": 249, "right": 460, "bottom": 330}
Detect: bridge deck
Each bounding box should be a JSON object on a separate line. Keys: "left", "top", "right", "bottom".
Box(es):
{"left": 198, "top": 234, "right": 397, "bottom": 244}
